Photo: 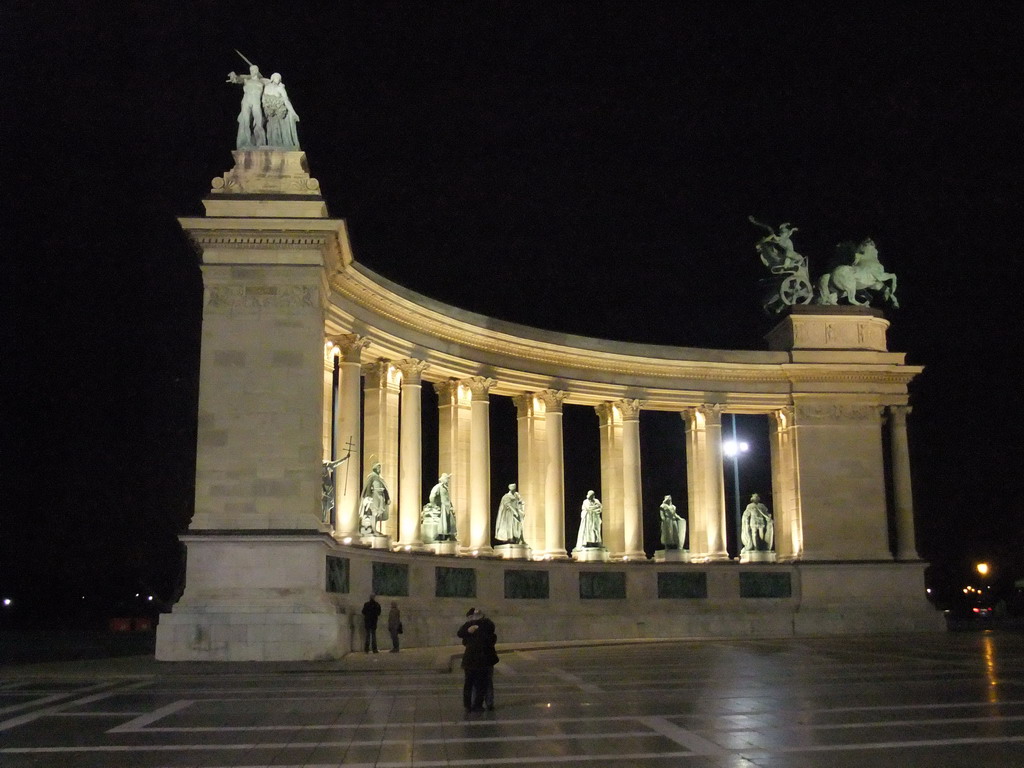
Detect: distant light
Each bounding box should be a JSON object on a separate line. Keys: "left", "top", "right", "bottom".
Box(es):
{"left": 342, "top": 537, "right": 352, "bottom": 545}
{"left": 135, "top": 593, "right": 140, "bottom": 598}
{"left": 147, "top": 596, "right": 154, "bottom": 601}
{"left": 404, "top": 545, "right": 412, "bottom": 552}
{"left": 722, "top": 439, "right": 749, "bottom": 458}
{"left": 926, "top": 588, "right": 932, "bottom": 593}
{"left": 976, "top": 563, "right": 990, "bottom": 576}
{"left": 2, "top": 598, "right": 11, "bottom": 607}
{"left": 471, "top": 550, "right": 479, "bottom": 557}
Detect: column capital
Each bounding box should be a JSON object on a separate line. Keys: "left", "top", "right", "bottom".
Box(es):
{"left": 595, "top": 401, "right": 615, "bottom": 425}
{"left": 769, "top": 405, "right": 795, "bottom": 429}
{"left": 434, "top": 377, "right": 460, "bottom": 405}
{"left": 682, "top": 403, "right": 724, "bottom": 428}
{"left": 614, "top": 398, "right": 643, "bottom": 420}
{"left": 538, "top": 389, "right": 567, "bottom": 414}
{"left": 467, "top": 376, "right": 496, "bottom": 400}
{"left": 887, "top": 404, "right": 912, "bottom": 425}
{"left": 512, "top": 392, "right": 535, "bottom": 417}
{"left": 362, "top": 358, "right": 396, "bottom": 389}
{"left": 327, "top": 333, "right": 371, "bottom": 363}
{"left": 395, "top": 358, "right": 429, "bottom": 385}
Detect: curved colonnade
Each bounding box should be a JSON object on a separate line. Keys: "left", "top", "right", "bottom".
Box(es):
{"left": 156, "top": 151, "right": 940, "bottom": 661}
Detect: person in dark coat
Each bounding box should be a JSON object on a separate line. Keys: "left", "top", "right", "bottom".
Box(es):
{"left": 361, "top": 594, "right": 381, "bottom": 653}
{"left": 457, "top": 607, "right": 498, "bottom": 711}
{"left": 387, "top": 601, "right": 402, "bottom": 653}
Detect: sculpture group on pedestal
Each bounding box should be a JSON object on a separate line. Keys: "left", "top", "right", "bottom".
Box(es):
{"left": 422, "top": 473, "right": 458, "bottom": 542}
{"left": 751, "top": 217, "right": 899, "bottom": 313}
{"left": 226, "top": 53, "right": 300, "bottom": 150}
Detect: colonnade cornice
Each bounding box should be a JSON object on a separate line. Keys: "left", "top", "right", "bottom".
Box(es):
{"left": 324, "top": 265, "right": 921, "bottom": 406}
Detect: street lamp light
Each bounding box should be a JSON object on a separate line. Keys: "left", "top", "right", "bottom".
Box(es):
{"left": 723, "top": 414, "right": 749, "bottom": 556}
{"left": 976, "top": 562, "right": 990, "bottom": 577}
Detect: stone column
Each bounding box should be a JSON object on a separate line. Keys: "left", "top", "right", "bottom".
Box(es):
{"left": 323, "top": 344, "right": 337, "bottom": 464}
{"left": 435, "top": 378, "right": 472, "bottom": 543}
{"left": 540, "top": 390, "right": 568, "bottom": 558}
{"left": 331, "top": 334, "right": 369, "bottom": 540}
{"left": 769, "top": 407, "right": 802, "bottom": 560}
{"left": 514, "top": 393, "right": 544, "bottom": 551}
{"left": 682, "top": 405, "right": 729, "bottom": 562}
{"left": 618, "top": 399, "right": 645, "bottom": 559}
{"left": 889, "top": 405, "right": 919, "bottom": 561}
{"left": 467, "top": 377, "right": 496, "bottom": 553}
{"left": 595, "top": 402, "right": 623, "bottom": 555}
{"left": 363, "top": 359, "right": 401, "bottom": 539}
{"left": 396, "top": 359, "right": 429, "bottom": 548}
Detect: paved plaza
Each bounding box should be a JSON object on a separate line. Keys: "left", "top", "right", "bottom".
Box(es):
{"left": 2, "top": 632, "right": 1023, "bottom": 767}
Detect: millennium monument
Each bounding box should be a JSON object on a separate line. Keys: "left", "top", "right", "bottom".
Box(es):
{"left": 156, "top": 65, "right": 940, "bottom": 661}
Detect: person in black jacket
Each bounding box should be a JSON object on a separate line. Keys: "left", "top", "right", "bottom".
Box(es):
{"left": 457, "top": 607, "right": 498, "bottom": 712}
{"left": 361, "top": 594, "right": 381, "bottom": 653}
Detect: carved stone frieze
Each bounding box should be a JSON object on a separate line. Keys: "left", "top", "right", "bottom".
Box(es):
{"left": 204, "top": 285, "right": 315, "bottom": 312}
{"left": 795, "top": 403, "right": 885, "bottom": 424}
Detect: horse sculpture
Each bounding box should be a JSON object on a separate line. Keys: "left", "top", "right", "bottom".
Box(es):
{"left": 816, "top": 238, "right": 899, "bottom": 308}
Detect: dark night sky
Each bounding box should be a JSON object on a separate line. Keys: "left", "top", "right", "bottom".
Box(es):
{"left": 4, "top": 2, "right": 1023, "bottom": 616}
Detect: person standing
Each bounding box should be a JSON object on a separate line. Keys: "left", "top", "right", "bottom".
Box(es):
{"left": 387, "top": 601, "right": 402, "bottom": 653}
{"left": 457, "top": 607, "right": 498, "bottom": 712}
{"left": 361, "top": 594, "right": 381, "bottom": 653}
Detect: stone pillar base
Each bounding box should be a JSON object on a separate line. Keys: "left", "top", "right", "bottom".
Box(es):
{"left": 655, "top": 548, "right": 690, "bottom": 562}
{"left": 463, "top": 545, "right": 495, "bottom": 558}
{"left": 494, "top": 543, "right": 531, "bottom": 560}
{"left": 740, "top": 551, "right": 777, "bottom": 563}
{"left": 430, "top": 540, "right": 460, "bottom": 556}
{"left": 362, "top": 534, "right": 392, "bottom": 550}
{"left": 574, "top": 546, "right": 610, "bottom": 562}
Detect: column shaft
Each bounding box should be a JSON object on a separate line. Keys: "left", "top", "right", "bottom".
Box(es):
{"left": 514, "top": 394, "right": 544, "bottom": 551}
{"left": 363, "top": 360, "right": 401, "bottom": 539}
{"left": 683, "top": 406, "right": 729, "bottom": 561}
{"left": 620, "top": 400, "right": 644, "bottom": 558}
{"left": 468, "top": 377, "right": 495, "bottom": 552}
{"left": 332, "top": 335, "right": 368, "bottom": 539}
{"left": 397, "top": 360, "right": 428, "bottom": 548}
{"left": 541, "top": 390, "right": 567, "bottom": 557}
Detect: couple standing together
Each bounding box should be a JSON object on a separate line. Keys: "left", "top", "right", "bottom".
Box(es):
{"left": 457, "top": 607, "right": 499, "bottom": 712}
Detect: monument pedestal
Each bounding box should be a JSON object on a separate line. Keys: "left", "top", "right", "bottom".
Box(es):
{"left": 655, "top": 548, "right": 690, "bottom": 562}
{"left": 574, "top": 546, "right": 610, "bottom": 563}
{"left": 362, "top": 534, "right": 392, "bottom": 550}
{"left": 494, "top": 543, "right": 531, "bottom": 560}
{"left": 431, "top": 540, "right": 460, "bottom": 556}
{"left": 740, "top": 550, "right": 777, "bottom": 563}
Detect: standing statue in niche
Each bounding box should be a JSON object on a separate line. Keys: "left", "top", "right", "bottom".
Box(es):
{"left": 359, "top": 463, "right": 391, "bottom": 536}
{"left": 659, "top": 495, "right": 686, "bottom": 550}
{"left": 226, "top": 51, "right": 300, "bottom": 150}
{"left": 320, "top": 452, "right": 351, "bottom": 525}
{"left": 262, "top": 73, "right": 301, "bottom": 148}
{"left": 740, "top": 493, "right": 775, "bottom": 553}
{"left": 424, "top": 473, "right": 458, "bottom": 541}
{"left": 575, "top": 490, "right": 603, "bottom": 549}
{"left": 494, "top": 483, "right": 526, "bottom": 545}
